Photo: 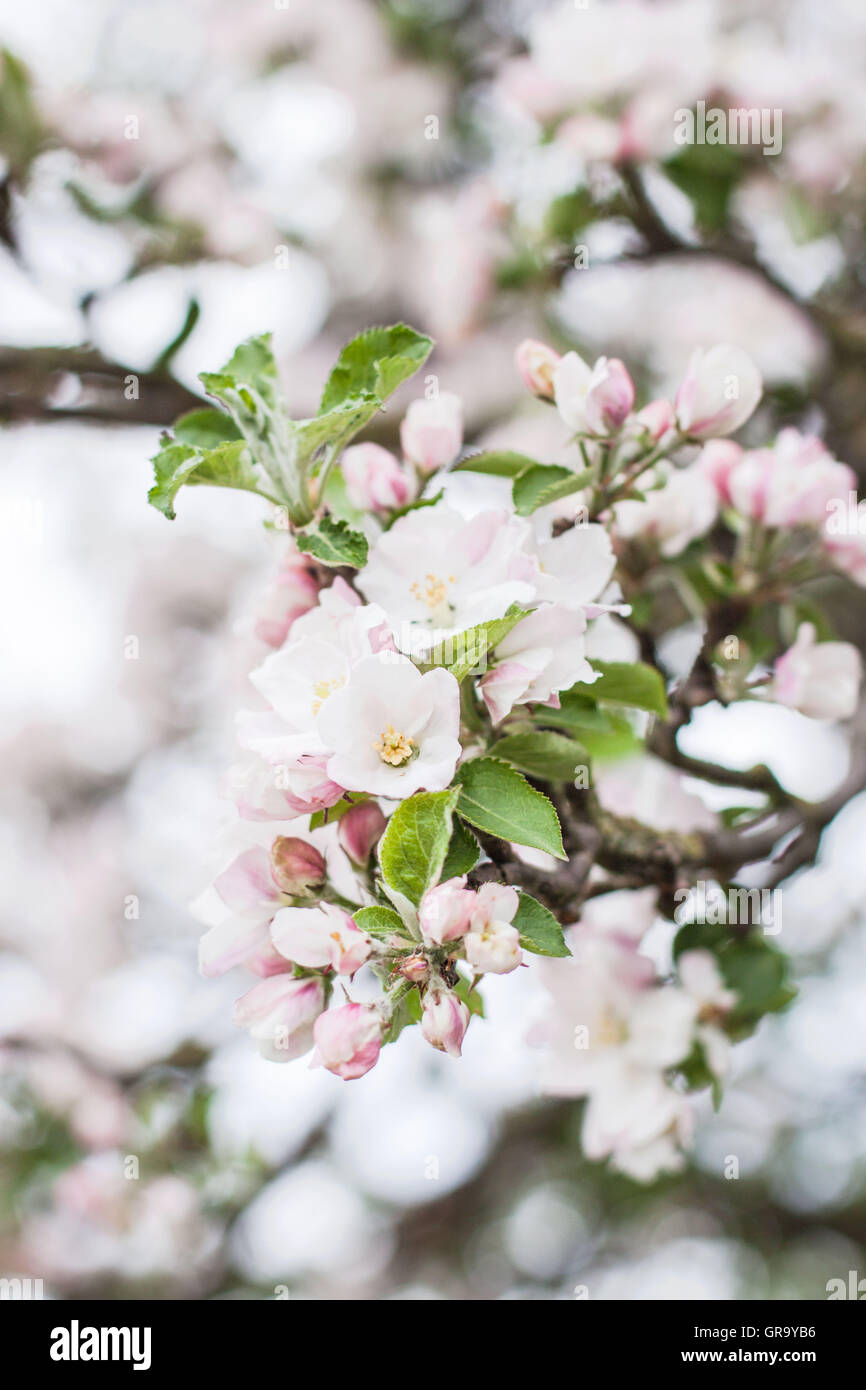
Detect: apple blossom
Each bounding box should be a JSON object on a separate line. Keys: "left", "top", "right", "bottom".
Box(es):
{"left": 269, "top": 836, "right": 326, "bottom": 895}
{"left": 419, "top": 877, "right": 476, "bottom": 946}
{"left": 233, "top": 975, "right": 326, "bottom": 1062}
{"left": 421, "top": 988, "right": 471, "bottom": 1058}
{"left": 554, "top": 351, "right": 635, "bottom": 435}
{"left": 337, "top": 800, "right": 388, "bottom": 864}
{"left": 612, "top": 464, "right": 718, "bottom": 556}
{"left": 312, "top": 1002, "right": 384, "bottom": 1080}
{"left": 271, "top": 902, "right": 372, "bottom": 974}
{"left": 523, "top": 523, "right": 616, "bottom": 611}
{"left": 697, "top": 438, "right": 744, "bottom": 505}
{"left": 724, "top": 430, "right": 855, "bottom": 527}
{"left": 633, "top": 398, "right": 676, "bottom": 443}
{"left": 771, "top": 622, "right": 862, "bottom": 720}
{"left": 341, "top": 442, "right": 412, "bottom": 514}
{"left": 464, "top": 883, "right": 522, "bottom": 974}
{"left": 515, "top": 338, "right": 562, "bottom": 400}
{"left": 317, "top": 655, "right": 462, "bottom": 798}
{"left": 357, "top": 503, "right": 534, "bottom": 642}
{"left": 253, "top": 545, "right": 319, "bottom": 648}
{"left": 480, "top": 602, "right": 596, "bottom": 724}
{"left": 399, "top": 392, "right": 463, "bottom": 473}
{"left": 400, "top": 954, "right": 430, "bottom": 983}
{"left": 674, "top": 344, "right": 762, "bottom": 439}
{"left": 198, "top": 845, "right": 288, "bottom": 978}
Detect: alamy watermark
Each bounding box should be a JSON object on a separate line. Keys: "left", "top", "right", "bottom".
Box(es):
{"left": 674, "top": 101, "right": 783, "bottom": 157}
{"left": 674, "top": 881, "right": 781, "bottom": 935}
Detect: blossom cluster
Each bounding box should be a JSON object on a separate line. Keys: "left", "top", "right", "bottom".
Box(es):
{"left": 175, "top": 321, "right": 862, "bottom": 1181}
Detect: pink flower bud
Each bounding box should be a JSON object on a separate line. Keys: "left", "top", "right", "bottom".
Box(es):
{"left": 271, "top": 902, "right": 371, "bottom": 975}
{"left": 697, "top": 439, "right": 743, "bottom": 505}
{"left": 515, "top": 338, "right": 562, "bottom": 400}
{"left": 254, "top": 550, "right": 319, "bottom": 648}
{"left": 338, "top": 800, "right": 387, "bottom": 864}
{"left": 419, "top": 877, "right": 476, "bottom": 945}
{"left": 724, "top": 431, "right": 855, "bottom": 527}
{"left": 400, "top": 954, "right": 429, "bottom": 983}
{"left": 634, "top": 398, "right": 675, "bottom": 443}
{"left": 772, "top": 623, "right": 861, "bottom": 720}
{"left": 421, "top": 988, "right": 470, "bottom": 1058}
{"left": 269, "top": 836, "right": 327, "bottom": 895}
{"left": 400, "top": 393, "right": 463, "bottom": 474}
{"left": 312, "top": 1002, "right": 384, "bottom": 1080}
{"left": 233, "top": 975, "right": 326, "bottom": 1062}
{"left": 464, "top": 882, "right": 522, "bottom": 974}
{"left": 341, "top": 443, "right": 412, "bottom": 515}
{"left": 554, "top": 352, "right": 635, "bottom": 436}
{"left": 675, "top": 345, "right": 762, "bottom": 439}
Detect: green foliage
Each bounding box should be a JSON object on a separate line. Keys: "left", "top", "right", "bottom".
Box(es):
{"left": 440, "top": 818, "right": 481, "bottom": 880}
{"left": 296, "top": 516, "right": 369, "bottom": 568}
{"left": 149, "top": 324, "right": 432, "bottom": 525}
{"left": 378, "top": 788, "right": 460, "bottom": 906}
{"left": 513, "top": 891, "right": 571, "bottom": 957}
{"left": 454, "top": 757, "right": 565, "bottom": 858}
{"left": 512, "top": 464, "right": 593, "bottom": 515}
{"left": 426, "top": 607, "right": 528, "bottom": 682}
{"left": 453, "top": 450, "right": 541, "bottom": 478}
{"left": 576, "top": 660, "right": 669, "bottom": 718}
{"left": 491, "top": 729, "right": 587, "bottom": 781}
{"left": 673, "top": 920, "right": 796, "bottom": 1038}
{"left": 353, "top": 905, "right": 409, "bottom": 942}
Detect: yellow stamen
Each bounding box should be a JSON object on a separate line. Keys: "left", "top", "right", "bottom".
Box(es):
{"left": 311, "top": 675, "right": 345, "bottom": 714}
{"left": 374, "top": 724, "right": 416, "bottom": 767}
{"left": 410, "top": 572, "right": 454, "bottom": 611}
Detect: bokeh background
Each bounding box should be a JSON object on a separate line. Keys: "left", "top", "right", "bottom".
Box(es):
{"left": 2, "top": 0, "right": 866, "bottom": 1300}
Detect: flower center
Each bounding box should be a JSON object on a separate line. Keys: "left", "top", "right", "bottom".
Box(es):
{"left": 410, "top": 572, "right": 456, "bottom": 624}
{"left": 311, "top": 675, "right": 345, "bottom": 714}
{"left": 596, "top": 1010, "right": 627, "bottom": 1047}
{"left": 374, "top": 724, "right": 416, "bottom": 767}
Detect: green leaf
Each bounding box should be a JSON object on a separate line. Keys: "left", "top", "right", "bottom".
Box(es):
{"left": 296, "top": 517, "right": 369, "bottom": 568}
{"left": 534, "top": 690, "right": 613, "bottom": 735}
{"left": 378, "top": 788, "right": 460, "bottom": 906}
{"left": 308, "top": 795, "right": 367, "bottom": 830}
{"left": 383, "top": 987, "right": 423, "bottom": 1045}
{"left": 294, "top": 394, "right": 381, "bottom": 470}
{"left": 426, "top": 607, "right": 528, "bottom": 682}
{"left": 576, "top": 660, "right": 669, "bottom": 718}
{"left": 512, "top": 465, "right": 593, "bottom": 515}
{"left": 200, "top": 334, "right": 281, "bottom": 416}
{"left": 320, "top": 324, "right": 433, "bottom": 414}
{"left": 148, "top": 438, "right": 277, "bottom": 519}
{"left": 452, "top": 450, "right": 541, "bottom": 478}
{"left": 0, "top": 49, "right": 46, "bottom": 178}
{"left": 171, "top": 407, "right": 242, "bottom": 449}
{"left": 440, "top": 819, "right": 480, "bottom": 881}
{"left": 513, "top": 891, "right": 571, "bottom": 957}
{"left": 454, "top": 758, "right": 565, "bottom": 859}
{"left": 353, "top": 905, "right": 410, "bottom": 942}
{"left": 491, "top": 730, "right": 588, "bottom": 781}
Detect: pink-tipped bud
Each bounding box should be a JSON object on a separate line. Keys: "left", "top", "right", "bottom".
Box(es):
{"left": 634, "top": 398, "right": 675, "bottom": 443}
{"left": 312, "top": 1002, "right": 384, "bottom": 1080}
{"left": 400, "top": 393, "right": 463, "bottom": 474}
{"left": 400, "top": 954, "right": 429, "bottom": 984}
{"left": 338, "top": 801, "right": 388, "bottom": 864}
{"left": 270, "top": 836, "right": 327, "bottom": 895}
{"left": 421, "top": 988, "right": 471, "bottom": 1058}
{"left": 341, "top": 443, "right": 412, "bottom": 515}
{"left": 697, "top": 439, "right": 743, "bottom": 506}
{"left": 419, "top": 878, "right": 476, "bottom": 946}
{"left": 675, "top": 344, "right": 762, "bottom": 440}
{"left": 515, "top": 338, "right": 562, "bottom": 401}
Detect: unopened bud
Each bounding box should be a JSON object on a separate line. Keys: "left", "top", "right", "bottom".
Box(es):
{"left": 270, "top": 836, "right": 327, "bottom": 895}
{"left": 338, "top": 801, "right": 387, "bottom": 864}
